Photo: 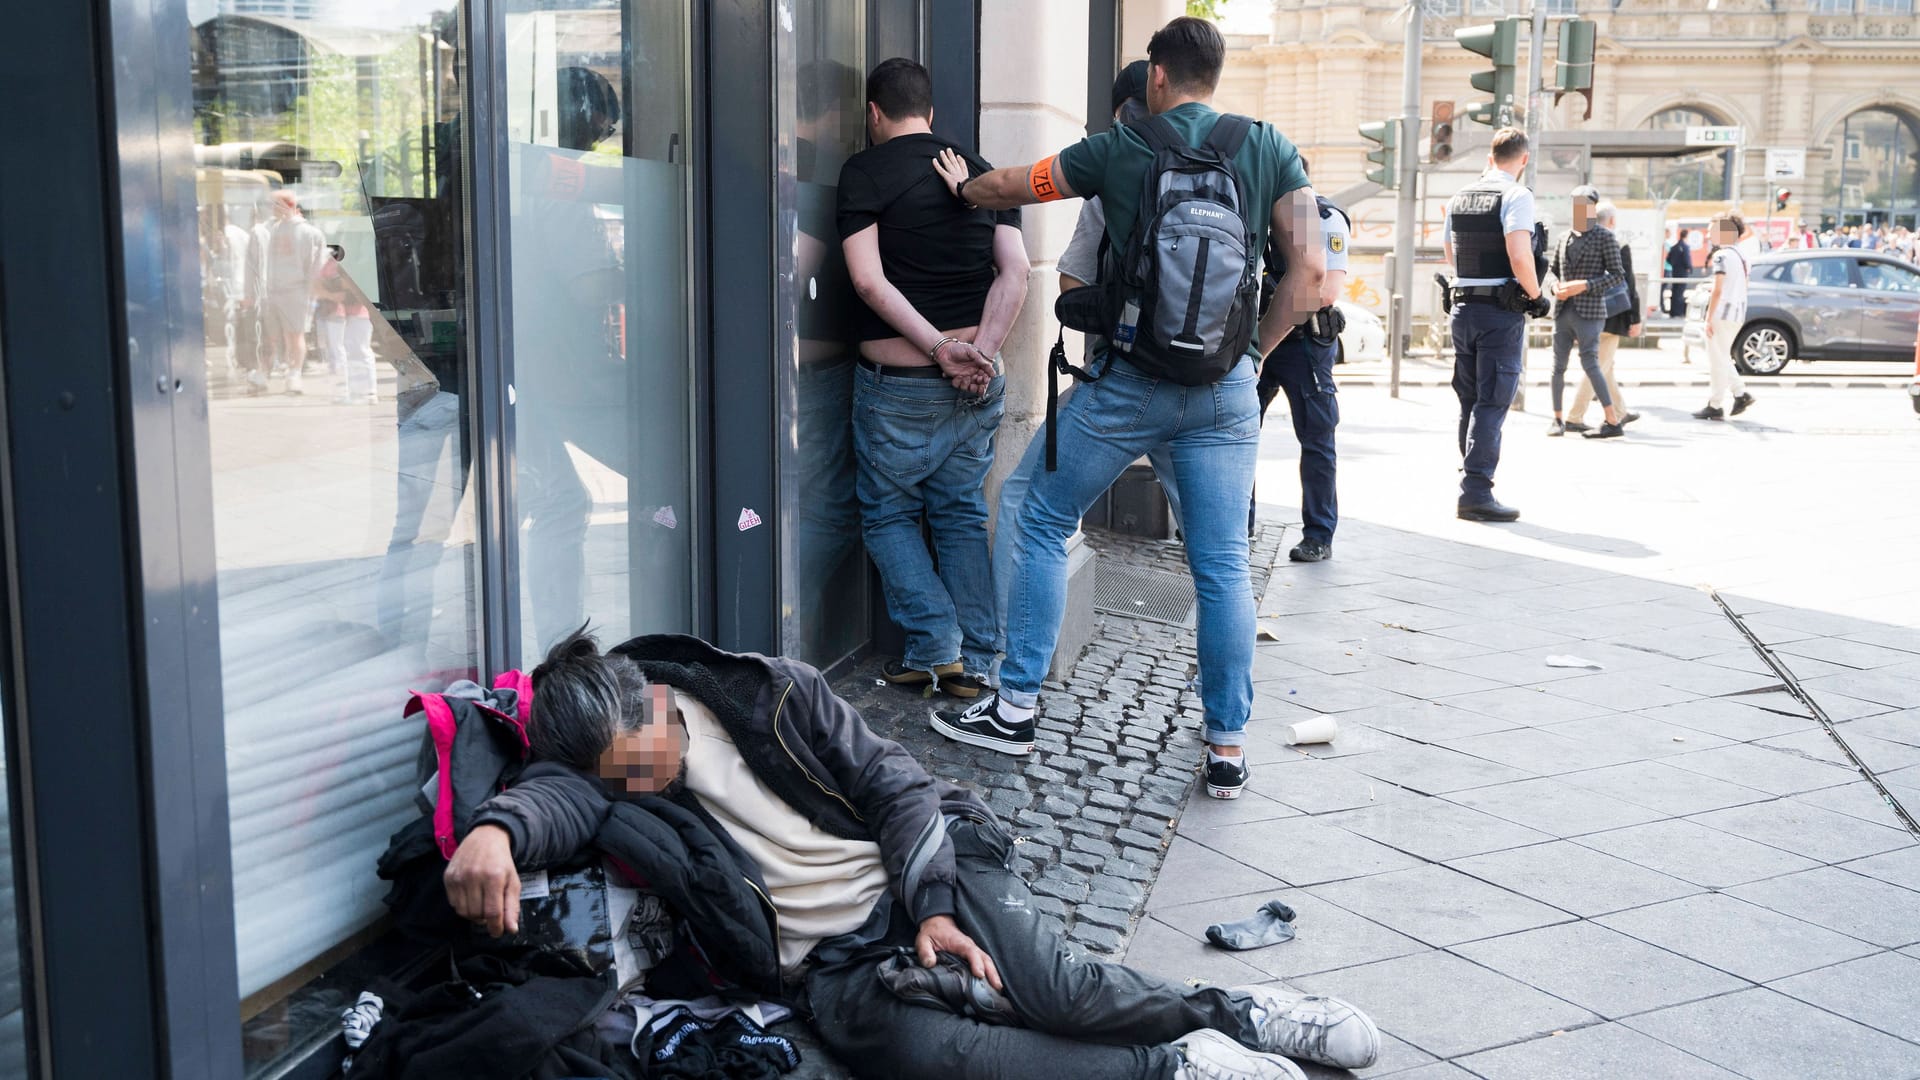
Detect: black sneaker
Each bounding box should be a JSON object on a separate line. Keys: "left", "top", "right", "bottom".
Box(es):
{"left": 1563, "top": 420, "right": 1592, "bottom": 433}
{"left": 1457, "top": 500, "right": 1521, "bottom": 523}
{"left": 931, "top": 694, "right": 1034, "bottom": 755}
{"left": 1289, "top": 538, "right": 1332, "bottom": 562}
{"left": 1205, "top": 754, "right": 1249, "bottom": 800}
{"left": 1692, "top": 404, "right": 1725, "bottom": 420}
{"left": 1731, "top": 393, "right": 1755, "bottom": 416}
{"left": 1619, "top": 411, "right": 1641, "bottom": 426}
{"left": 1583, "top": 422, "right": 1625, "bottom": 439}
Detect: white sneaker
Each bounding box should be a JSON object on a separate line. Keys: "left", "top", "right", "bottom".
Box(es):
{"left": 1172, "top": 1029, "right": 1306, "bottom": 1080}
{"left": 1235, "top": 986, "right": 1381, "bottom": 1070}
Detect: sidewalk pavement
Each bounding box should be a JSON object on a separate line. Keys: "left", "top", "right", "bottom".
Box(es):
{"left": 1123, "top": 514, "right": 1920, "bottom": 1079}
{"left": 1335, "top": 337, "right": 1915, "bottom": 390}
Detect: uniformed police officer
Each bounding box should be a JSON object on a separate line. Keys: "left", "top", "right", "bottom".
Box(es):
{"left": 1441, "top": 126, "right": 1549, "bottom": 523}
{"left": 1256, "top": 165, "right": 1349, "bottom": 561}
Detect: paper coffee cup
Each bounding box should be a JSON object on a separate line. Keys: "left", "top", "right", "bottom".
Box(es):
{"left": 1285, "top": 716, "right": 1339, "bottom": 745}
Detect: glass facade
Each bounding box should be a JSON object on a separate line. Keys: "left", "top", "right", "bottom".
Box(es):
{"left": 1635, "top": 106, "right": 1732, "bottom": 201}
{"left": 1821, "top": 107, "right": 1920, "bottom": 231}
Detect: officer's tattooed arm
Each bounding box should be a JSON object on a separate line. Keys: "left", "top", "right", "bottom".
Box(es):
{"left": 1258, "top": 188, "right": 1327, "bottom": 355}
{"left": 932, "top": 149, "right": 1077, "bottom": 209}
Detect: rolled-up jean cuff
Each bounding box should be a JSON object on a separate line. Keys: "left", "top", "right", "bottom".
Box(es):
{"left": 1204, "top": 725, "right": 1247, "bottom": 747}
{"left": 999, "top": 687, "right": 1039, "bottom": 710}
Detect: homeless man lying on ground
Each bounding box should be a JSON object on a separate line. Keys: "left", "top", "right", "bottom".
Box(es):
{"left": 377, "top": 629, "right": 1381, "bottom": 1079}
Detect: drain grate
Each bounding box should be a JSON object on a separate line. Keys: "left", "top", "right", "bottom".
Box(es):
{"left": 1094, "top": 564, "right": 1197, "bottom": 627}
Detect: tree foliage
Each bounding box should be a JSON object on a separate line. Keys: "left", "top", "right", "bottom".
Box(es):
{"left": 1187, "top": 0, "right": 1227, "bottom": 20}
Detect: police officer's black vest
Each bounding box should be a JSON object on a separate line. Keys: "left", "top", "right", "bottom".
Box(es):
{"left": 1448, "top": 176, "right": 1518, "bottom": 281}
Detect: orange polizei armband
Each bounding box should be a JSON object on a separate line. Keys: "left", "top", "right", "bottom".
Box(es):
{"left": 1029, "top": 156, "right": 1065, "bottom": 202}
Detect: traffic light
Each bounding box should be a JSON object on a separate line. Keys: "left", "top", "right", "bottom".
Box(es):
{"left": 1775, "top": 188, "right": 1792, "bottom": 212}
{"left": 1431, "top": 101, "right": 1455, "bottom": 164}
{"left": 1457, "top": 18, "right": 1521, "bottom": 126}
{"left": 1553, "top": 18, "right": 1596, "bottom": 120}
{"left": 1359, "top": 120, "right": 1397, "bottom": 189}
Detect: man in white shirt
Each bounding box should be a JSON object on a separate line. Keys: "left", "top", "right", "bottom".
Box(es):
{"left": 1693, "top": 214, "right": 1757, "bottom": 420}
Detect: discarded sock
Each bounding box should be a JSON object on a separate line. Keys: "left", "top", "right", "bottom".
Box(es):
{"left": 1205, "top": 900, "right": 1297, "bottom": 951}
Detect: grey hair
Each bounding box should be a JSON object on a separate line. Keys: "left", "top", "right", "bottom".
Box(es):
{"left": 1594, "top": 201, "right": 1617, "bottom": 225}
{"left": 528, "top": 624, "right": 650, "bottom": 770}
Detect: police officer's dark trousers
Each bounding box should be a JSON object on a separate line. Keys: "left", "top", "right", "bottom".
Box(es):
{"left": 1255, "top": 331, "right": 1339, "bottom": 543}
{"left": 1450, "top": 300, "right": 1526, "bottom": 506}
{"left": 806, "top": 819, "right": 1262, "bottom": 1079}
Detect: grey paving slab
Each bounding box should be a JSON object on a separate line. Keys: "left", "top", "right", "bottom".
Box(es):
{"left": 1841, "top": 844, "right": 1920, "bottom": 893}
{"left": 1192, "top": 815, "right": 1427, "bottom": 887}
{"left": 1448, "top": 840, "right": 1702, "bottom": 918}
{"left": 1802, "top": 669, "right": 1920, "bottom": 710}
{"left": 1320, "top": 798, "right": 1553, "bottom": 863}
{"left": 1770, "top": 951, "right": 1920, "bottom": 1045}
{"left": 1150, "top": 889, "right": 1427, "bottom": 981}
{"left": 1835, "top": 708, "right": 1920, "bottom": 748}
{"left": 1257, "top": 640, "right": 1385, "bottom": 678}
{"left": 1533, "top": 672, "right": 1703, "bottom": 712}
{"left": 1442, "top": 776, "right": 1665, "bottom": 838}
{"left": 1428, "top": 620, "right": 1582, "bottom": 653}
{"left": 1664, "top": 742, "right": 1860, "bottom": 795}
{"left": 1338, "top": 661, "right": 1506, "bottom": 700}
{"left": 1545, "top": 712, "right": 1731, "bottom": 760}
{"left": 1247, "top": 719, "right": 1415, "bottom": 764}
{"left": 1346, "top": 602, "right": 1483, "bottom": 634}
{"left": 1290, "top": 1031, "right": 1440, "bottom": 1080}
{"left": 1844, "top": 625, "right": 1920, "bottom": 656}
{"left": 1249, "top": 610, "right": 1384, "bottom": 645}
{"left": 1457, "top": 1021, "right": 1745, "bottom": 1080}
{"left": 1343, "top": 741, "right": 1540, "bottom": 795}
{"left": 1596, "top": 626, "right": 1749, "bottom": 662}
{"left": 1641, "top": 661, "right": 1789, "bottom": 699}
{"left": 1746, "top": 607, "right": 1885, "bottom": 640}
{"left": 1257, "top": 756, "right": 1415, "bottom": 816}
{"left": 1270, "top": 674, "right": 1422, "bottom": 716}
{"left": 1690, "top": 798, "right": 1914, "bottom": 863}
{"left": 1251, "top": 648, "right": 1327, "bottom": 683}
{"left": 1559, "top": 760, "right": 1774, "bottom": 817}
{"left": 1145, "top": 836, "right": 1285, "bottom": 912}
{"left": 1174, "top": 785, "right": 1302, "bottom": 837}
{"left": 1794, "top": 781, "right": 1915, "bottom": 829}
{"left": 1308, "top": 864, "right": 1573, "bottom": 948}
{"left": 1576, "top": 818, "right": 1820, "bottom": 889}
{"left": 1598, "top": 893, "right": 1880, "bottom": 982}
{"left": 1759, "top": 727, "right": 1920, "bottom": 772}
{"left": 1454, "top": 921, "right": 1750, "bottom": 1019}
{"left": 1425, "top": 650, "right": 1593, "bottom": 687}
{"left": 1729, "top": 865, "right": 1920, "bottom": 948}
{"left": 1777, "top": 636, "right": 1920, "bottom": 671}
{"left": 1811, "top": 691, "right": 1908, "bottom": 722}
{"left": 1637, "top": 697, "right": 1815, "bottom": 741}
{"left": 1438, "top": 685, "right": 1611, "bottom": 727}
{"left": 1444, "top": 726, "right": 1649, "bottom": 775}
{"left": 1360, "top": 630, "right": 1498, "bottom": 666}
{"left": 1621, "top": 987, "right": 1920, "bottom": 1080}
{"left": 1719, "top": 688, "right": 1814, "bottom": 719}
{"left": 1121, "top": 915, "right": 1272, "bottom": 988}
{"left": 1360, "top": 699, "right": 1523, "bottom": 743}
{"left": 1293, "top": 949, "right": 1598, "bottom": 1060}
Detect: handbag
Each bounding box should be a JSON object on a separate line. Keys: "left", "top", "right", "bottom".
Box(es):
{"left": 1600, "top": 279, "right": 1632, "bottom": 319}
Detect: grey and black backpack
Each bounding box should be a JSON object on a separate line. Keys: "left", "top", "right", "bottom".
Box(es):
{"left": 1100, "top": 112, "right": 1261, "bottom": 385}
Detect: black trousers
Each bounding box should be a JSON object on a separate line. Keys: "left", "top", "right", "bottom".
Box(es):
{"left": 806, "top": 820, "right": 1258, "bottom": 1080}
{"left": 1256, "top": 333, "right": 1340, "bottom": 544}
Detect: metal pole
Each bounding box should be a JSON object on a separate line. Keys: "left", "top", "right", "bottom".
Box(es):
{"left": 1522, "top": 0, "right": 1545, "bottom": 188}
{"left": 1390, "top": 0, "right": 1422, "bottom": 388}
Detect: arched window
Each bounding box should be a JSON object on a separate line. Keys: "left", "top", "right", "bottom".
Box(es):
{"left": 1635, "top": 106, "right": 1732, "bottom": 200}
{"left": 1821, "top": 107, "right": 1920, "bottom": 231}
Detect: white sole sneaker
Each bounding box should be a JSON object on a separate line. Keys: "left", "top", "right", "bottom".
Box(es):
{"left": 929, "top": 713, "right": 1033, "bottom": 756}
{"left": 1172, "top": 1028, "right": 1306, "bottom": 1080}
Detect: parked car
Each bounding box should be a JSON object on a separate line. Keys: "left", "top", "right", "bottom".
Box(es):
{"left": 1334, "top": 300, "right": 1385, "bottom": 363}
{"left": 1683, "top": 250, "right": 1920, "bottom": 375}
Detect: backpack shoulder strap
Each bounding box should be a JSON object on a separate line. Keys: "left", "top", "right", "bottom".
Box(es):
{"left": 1204, "top": 114, "right": 1254, "bottom": 159}
{"left": 1128, "top": 114, "right": 1185, "bottom": 157}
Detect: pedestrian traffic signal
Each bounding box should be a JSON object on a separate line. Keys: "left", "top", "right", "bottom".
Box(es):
{"left": 1431, "top": 101, "right": 1455, "bottom": 164}
{"left": 1457, "top": 18, "right": 1521, "bottom": 127}
{"left": 1359, "top": 120, "right": 1397, "bottom": 189}
{"left": 1553, "top": 18, "right": 1596, "bottom": 120}
{"left": 1775, "top": 188, "right": 1792, "bottom": 212}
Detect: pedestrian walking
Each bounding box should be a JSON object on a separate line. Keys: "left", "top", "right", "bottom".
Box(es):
{"left": 1664, "top": 229, "right": 1693, "bottom": 318}
{"left": 1567, "top": 201, "right": 1642, "bottom": 432}
{"left": 1693, "top": 213, "right": 1757, "bottom": 421}
{"left": 924, "top": 15, "right": 1326, "bottom": 801}
{"left": 1546, "top": 185, "right": 1627, "bottom": 440}
{"left": 1441, "top": 127, "right": 1550, "bottom": 524}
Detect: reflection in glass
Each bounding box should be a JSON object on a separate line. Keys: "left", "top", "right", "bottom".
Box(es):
{"left": 1635, "top": 106, "right": 1731, "bottom": 201}
{"left": 1822, "top": 107, "right": 1920, "bottom": 229}
{"left": 190, "top": 6, "right": 478, "bottom": 1071}
{"left": 505, "top": 1, "right": 696, "bottom": 657}
{"left": 0, "top": 709, "right": 26, "bottom": 1077}
{"left": 784, "top": 0, "right": 869, "bottom": 669}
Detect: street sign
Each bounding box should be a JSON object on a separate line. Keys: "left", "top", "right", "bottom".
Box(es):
{"left": 1766, "top": 148, "right": 1807, "bottom": 180}
{"left": 1685, "top": 125, "right": 1743, "bottom": 147}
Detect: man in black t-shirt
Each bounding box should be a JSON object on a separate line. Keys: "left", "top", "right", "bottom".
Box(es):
{"left": 837, "top": 58, "right": 1029, "bottom": 704}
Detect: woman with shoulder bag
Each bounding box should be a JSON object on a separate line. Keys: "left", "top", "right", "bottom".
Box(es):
{"left": 1569, "top": 202, "right": 1641, "bottom": 431}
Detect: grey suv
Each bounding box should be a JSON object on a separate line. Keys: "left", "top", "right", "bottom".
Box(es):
{"left": 1685, "top": 250, "right": 1920, "bottom": 375}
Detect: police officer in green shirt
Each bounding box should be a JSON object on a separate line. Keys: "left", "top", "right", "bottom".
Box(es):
{"left": 926, "top": 16, "right": 1325, "bottom": 805}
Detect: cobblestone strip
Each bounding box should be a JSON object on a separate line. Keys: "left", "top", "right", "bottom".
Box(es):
{"left": 833, "top": 522, "right": 1287, "bottom": 958}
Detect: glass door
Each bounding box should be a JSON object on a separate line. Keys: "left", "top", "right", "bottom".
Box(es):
{"left": 504, "top": 0, "right": 698, "bottom": 659}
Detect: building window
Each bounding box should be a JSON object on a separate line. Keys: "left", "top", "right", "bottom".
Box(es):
{"left": 1539, "top": 0, "right": 1577, "bottom": 14}
{"left": 1822, "top": 106, "right": 1920, "bottom": 230}
{"left": 1862, "top": 0, "right": 1913, "bottom": 13}
{"left": 1809, "top": 0, "right": 1854, "bottom": 12}
{"left": 1636, "top": 106, "right": 1732, "bottom": 201}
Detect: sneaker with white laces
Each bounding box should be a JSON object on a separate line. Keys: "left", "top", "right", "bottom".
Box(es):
{"left": 1233, "top": 986, "right": 1381, "bottom": 1070}
{"left": 1205, "top": 754, "right": 1248, "bottom": 800}
{"left": 930, "top": 693, "right": 1034, "bottom": 755}
{"left": 1172, "top": 1028, "right": 1305, "bottom": 1080}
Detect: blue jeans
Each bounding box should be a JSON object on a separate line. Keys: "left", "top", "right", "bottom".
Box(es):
{"left": 1550, "top": 309, "right": 1611, "bottom": 414}
{"left": 1450, "top": 302, "right": 1526, "bottom": 505}
{"left": 854, "top": 367, "right": 1005, "bottom": 674}
{"left": 1257, "top": 333, "right": 1340, "bottom": 543}
{"left": 1000, "top": 355, "right": 1260, "bottom": 746}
